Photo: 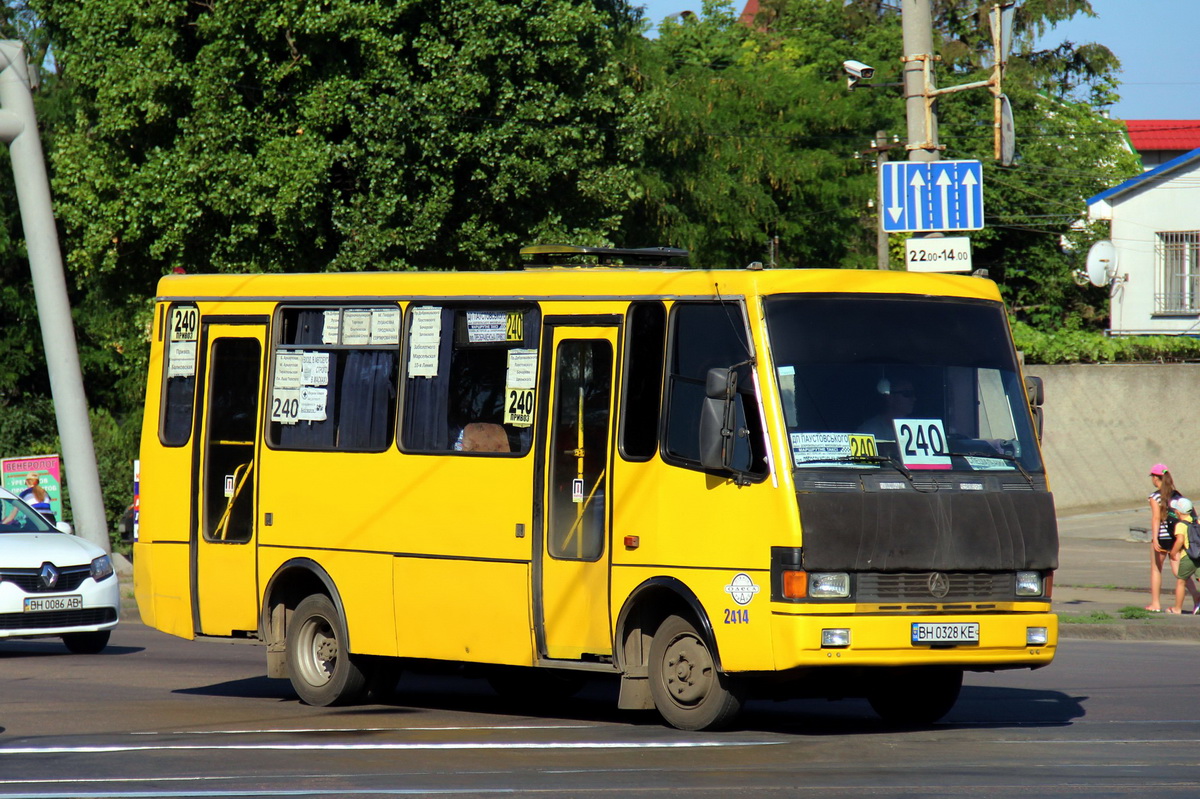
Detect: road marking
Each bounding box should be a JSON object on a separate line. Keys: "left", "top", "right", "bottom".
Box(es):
{"left": 132, "top": 725, "right": 595, "bottom": 736}
{"left": 0, "top": 740, "right": 781, "bottom": 756}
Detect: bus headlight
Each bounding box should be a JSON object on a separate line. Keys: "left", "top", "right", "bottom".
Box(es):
{"left": 1026, "top": 627, "right": 1048, "bottom": 646}
{"left": 822, "top": 628, "right": 850, "bottom": 648}
{"left": 1015, "top": 571, "right": 1043, "bottom": 597}
{"left": 809, "top": 572, "right": 850, "bottom": 599}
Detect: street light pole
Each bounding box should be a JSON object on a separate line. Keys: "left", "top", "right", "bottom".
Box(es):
{"left": 0, "top": 42, "right": 109, "bottom": 553}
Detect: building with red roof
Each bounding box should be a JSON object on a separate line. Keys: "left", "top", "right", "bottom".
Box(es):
{"left": 1124, "top": 120, "right": 1200, "bottom": 170}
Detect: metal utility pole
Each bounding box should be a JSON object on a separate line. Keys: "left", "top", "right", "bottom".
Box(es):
{"left": 901, "top": 0, "right": 939, "bottom": 166}
{"left": 862, "top": 132, "right": 900, "bottom": 269}
{"left": 0, "top": 42, "right": 109, "bottom": 553}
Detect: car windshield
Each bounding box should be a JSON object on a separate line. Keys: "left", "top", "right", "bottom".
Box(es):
{"left": 0, "top": 494, "right": 58, "bottom": 533}
{"left": 764, "top": 294, "right": 1043, "bottom": 474}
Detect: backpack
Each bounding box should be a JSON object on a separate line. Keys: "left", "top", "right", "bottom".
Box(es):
{"left": 1186, "top": 517, "right": 1200, "bottom": 562}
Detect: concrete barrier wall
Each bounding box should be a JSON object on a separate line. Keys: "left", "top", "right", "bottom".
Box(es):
{"left": 1024, "top": 364, "right": 1200, "bottom": 513}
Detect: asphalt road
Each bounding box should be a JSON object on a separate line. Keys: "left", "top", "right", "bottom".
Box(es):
{"left": 1, "top": 622, "right": 1197, "bottom": 798}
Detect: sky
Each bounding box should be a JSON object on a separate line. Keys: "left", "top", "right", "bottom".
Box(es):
{"left": 634, "top": 0, "right": 1200, "bottom": 120}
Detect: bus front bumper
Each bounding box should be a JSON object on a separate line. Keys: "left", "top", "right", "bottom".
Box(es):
{"left": 769, "top": 609, "right": 1057, "bottom": 671}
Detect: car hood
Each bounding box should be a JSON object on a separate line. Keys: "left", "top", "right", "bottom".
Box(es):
{"left": 0, "top": 532, "right": 105, "bottom": 569}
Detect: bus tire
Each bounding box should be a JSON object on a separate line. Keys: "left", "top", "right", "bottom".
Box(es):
{"left": 287, "top": 594, "right": 366, "bottom": 707}
{"left": 867, "top": 666, "right": 962, "bottom": 726}
{"left": 648, "top": 614, "right": 742, "bottom": 731}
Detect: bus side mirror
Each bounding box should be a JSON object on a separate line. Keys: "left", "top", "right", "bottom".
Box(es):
{"left": 1024, "top": 376, "right": 1044, "bottom": 440}
{"left": 1024, "top": 375, "right": 1043, "bottom": 406}
{"left": 700, "top": 367, "right": 742, "bottom": 473}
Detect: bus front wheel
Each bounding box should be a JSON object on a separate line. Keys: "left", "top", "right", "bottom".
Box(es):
{"left": 867, "top": 666, "right": 963, "bottom": 726}
{"left": 287, "top": 594, "right": 366, "bottom": 707}
{"left": 648, "top": 614, "right": 743, "bottom": 731}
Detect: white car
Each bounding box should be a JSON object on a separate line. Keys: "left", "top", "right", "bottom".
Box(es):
{"left": 0, "top": 488, "right": 120, "bottom": 653}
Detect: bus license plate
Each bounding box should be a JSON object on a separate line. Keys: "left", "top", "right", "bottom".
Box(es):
{"left": 911, "top": 622, "right": 978, "bottom": 645}
{"left": 23, "top": 595, "right": 83, "bottom": 613}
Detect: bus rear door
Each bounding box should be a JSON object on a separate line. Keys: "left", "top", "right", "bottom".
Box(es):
{"left": 536, "top": 323, "right": 618, "bottom": 661}
{"left": 192, "top": 321, "right": 267, "bottom": 636}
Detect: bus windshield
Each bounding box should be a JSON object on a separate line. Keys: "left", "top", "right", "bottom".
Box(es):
{"left": 764, "top": 294, "right": 1043, "bottom": 475}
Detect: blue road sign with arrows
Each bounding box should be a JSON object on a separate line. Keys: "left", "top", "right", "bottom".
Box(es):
{"left": 880, "top": 160, "right": 984, "bottom": 233}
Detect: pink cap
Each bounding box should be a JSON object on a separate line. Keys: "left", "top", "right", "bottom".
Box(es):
{"left": 1150, "top": 463, "right": 1169, "bottom": 476}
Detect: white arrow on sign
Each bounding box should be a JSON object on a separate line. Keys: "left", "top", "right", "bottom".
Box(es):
{"left": 962, "top": 169, "right": 979, "bottom": 229}
{"left": 888, "top": 164, "right": 903, "bottom": 224}
{"left": 935, "top": 169, "right": 952, "bottom": 230}
{"left": 909, "top": 169, "right": 926, "bottom": 230}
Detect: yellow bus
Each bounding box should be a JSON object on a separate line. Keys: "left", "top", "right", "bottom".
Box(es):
{"left": 135, "top": 247, "right": 1056, "bottom": 730}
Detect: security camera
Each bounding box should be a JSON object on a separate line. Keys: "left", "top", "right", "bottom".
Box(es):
{"left": 843, "top": 60, "right": 875, "bottom": 80}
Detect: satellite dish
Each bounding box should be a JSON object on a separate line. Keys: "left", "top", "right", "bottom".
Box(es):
{"left": 1086, "top": 240, "right": 1117, "bottom": 287}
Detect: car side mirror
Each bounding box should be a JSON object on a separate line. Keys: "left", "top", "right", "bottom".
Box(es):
{"left": 55, "top": 521, "right": 73, "bottom": 535}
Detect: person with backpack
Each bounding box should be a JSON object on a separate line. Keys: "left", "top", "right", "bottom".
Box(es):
{"left": 1146, "top": 464, "right": 1200, "bottom": 611}
{"left": 1166, "top": 496, "right": 1200, "bottom": 615}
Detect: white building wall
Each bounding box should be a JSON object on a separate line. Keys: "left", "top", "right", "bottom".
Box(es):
{"left": 1101, "top": 165, "right": 1200, "bottom": 335}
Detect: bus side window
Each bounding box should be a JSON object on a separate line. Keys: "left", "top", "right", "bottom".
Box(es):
{"left": 160, "top": 303, "right": 199, "bottom": 447}
{"left": 267, "top": 306, "right": 399, "bottom": 452}
{"left": 620, "top": 301, "right": 666, "bottom": 461}
{"left": 401, "top": 305, "right": 540, "bottom": 455}
{"left": 662, "top": 302, "right": 767, "bottom": 477}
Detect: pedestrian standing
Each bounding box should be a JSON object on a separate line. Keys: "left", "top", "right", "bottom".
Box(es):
{"left": 1166, "top": 497, "right": 1200, "bottom": 614}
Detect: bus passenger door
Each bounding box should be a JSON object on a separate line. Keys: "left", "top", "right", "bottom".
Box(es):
{"left": 193, "top": 322, "right": 266, "bottom": 637}
{"left": 536, "top": 325, "right": 618, "bottom": 661}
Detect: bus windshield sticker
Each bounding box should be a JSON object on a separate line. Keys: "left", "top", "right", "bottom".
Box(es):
{"left": 321, "top": 310, "right": 340, "bottom": 345}
{"left": 342, "top": 310, "right": 372, "bottom": 345}
{"left": 506, "top": 349, "right": 537, "bottom": 389}
{"left": 466, "top": 311, "right": 508, "bottom": 343}
{"left": 370, "top": 307, "right": 400, "bottom": 345}
{"left": 166, "top": 306, "right": 199, "bottom": 378}
{"left": 408, "top": 306, "right": 442, "bottom": 378}
{"left": 790, "top": 432, "right": 879, "bottom": 468}
{"left": 301, "top": 351, "right": 329, "bottom": 386}
{"left": 505, "top": 386, "right": 535, "bottom": 427}
{"left": 271, "top": 352, "right": 304, "bottom": 424}
{"left": 298, "top": 387, "right": 328, "bottom": 422}
{"left": 167, "top": 340, "right": 196, "bottom": 378}
{"left": 893, "top": 418, "right": 952, "bottom": 469}
{"left": 964, "top": 455, "right": 1015, "bottom": 471}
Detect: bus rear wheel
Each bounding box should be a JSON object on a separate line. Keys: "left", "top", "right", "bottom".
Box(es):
{"left": 867, "top": 666, "right": 963, "bottom": 726}
{"left": 648, "top": 614, "right": 743, "bottom": 731}
{"left": 287, "top": 594, "right": 366, "bottom": 707}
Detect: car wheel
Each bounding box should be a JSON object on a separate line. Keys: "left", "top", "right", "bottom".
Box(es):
{"left": 286, "top": 594, "right": 366, "bottom": 706}
{"left": 62, "top": 630, "right": 111, "bottom": 654}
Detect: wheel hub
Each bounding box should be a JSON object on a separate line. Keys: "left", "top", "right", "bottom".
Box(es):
{"left": 664, "top": 635, "right": 713, "bottom": 705}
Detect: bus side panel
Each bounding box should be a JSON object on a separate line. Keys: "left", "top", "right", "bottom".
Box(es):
{"left": 394, "top": 558, "right": 533, "bottom": 665}
{"left": 135, "top": 302, "right": 197, "bottom": 638}
{"left": 610, "top": 460, "right": 796, "bottom": 673}
{"left": 133, "top": 542, "right": 195, "bottom": 640}
{"left": 257, "top": 450, "right": 535, "bottom": 662}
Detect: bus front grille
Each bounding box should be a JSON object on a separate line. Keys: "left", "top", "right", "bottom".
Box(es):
{"left": 857, "top": 572, "right": 1014, "bottom": 602}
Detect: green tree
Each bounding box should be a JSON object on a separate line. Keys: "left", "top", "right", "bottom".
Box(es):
{"left": 621, "top": 0, "right": 897, "bottom": 268}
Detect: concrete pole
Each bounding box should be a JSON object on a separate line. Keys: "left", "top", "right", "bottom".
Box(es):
{"left": 874, "top": 131, "right": 890, "bottom": 270}
{"left": 0, "top": 42, "right": 109, "bottom": 553}
{"left": 901, "top": 0, "right": 939, "bottom": 165}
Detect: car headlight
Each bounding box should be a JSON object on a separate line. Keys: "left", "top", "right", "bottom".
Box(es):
{"left": 91, "top": 554, "right": 114, "bottom": 582}
{"left": 1015, "top": 570, "right": 1043, "bottom": 597}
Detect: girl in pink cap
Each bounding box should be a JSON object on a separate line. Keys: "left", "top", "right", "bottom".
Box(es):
{"left": 1147, "top": 464, "right": 1200, "bottom": 611}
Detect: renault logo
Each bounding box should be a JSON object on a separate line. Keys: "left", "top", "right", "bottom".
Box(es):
{"left": 39, "top": 563, "right": 59, "bottom": 589}
{"left": 927, "top": 572, "right": 950, "bottom": 598}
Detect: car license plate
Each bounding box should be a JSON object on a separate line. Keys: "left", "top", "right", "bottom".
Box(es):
{"left": 911, "top": 622, "right": 978, "bottom": 645}
{"left": 23, "top": 595, "right": 83, "bottom": 613}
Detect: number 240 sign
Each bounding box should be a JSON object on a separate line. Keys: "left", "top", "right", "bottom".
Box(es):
{"left": 892, "top": 418, "right": 951, "bottom": 468}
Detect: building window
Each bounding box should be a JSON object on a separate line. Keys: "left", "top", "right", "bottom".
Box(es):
{"left": 1156, "top": 231, "right": 1200, "bottom": 313}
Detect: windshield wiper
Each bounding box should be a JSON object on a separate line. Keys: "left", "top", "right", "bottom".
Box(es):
{"left": 944, "top": 450, "right": 1034, "bottom": 487}
{"left": 795, "top": 454, "right": 913, "bottom": 482}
